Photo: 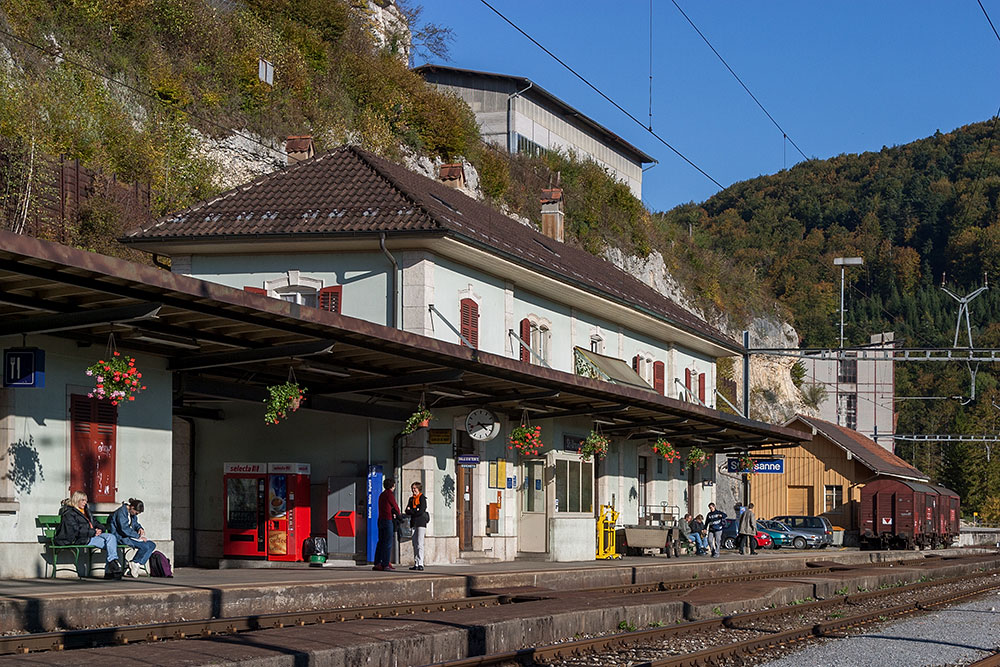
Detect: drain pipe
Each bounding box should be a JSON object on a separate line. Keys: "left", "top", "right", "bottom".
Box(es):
{"left": 507, "top": 81, "right": 533, "bottom": 153}
{"left": 379, "top": 233, "right": 400, "bottom": 329}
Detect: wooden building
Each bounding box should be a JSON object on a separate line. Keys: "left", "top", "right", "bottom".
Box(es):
{"left": 750, "top": 415, "right": 929, "bottom": 535}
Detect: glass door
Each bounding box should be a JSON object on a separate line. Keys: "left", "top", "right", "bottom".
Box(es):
{"left": 518, "top": 459, "right": 547, "bottom": 552}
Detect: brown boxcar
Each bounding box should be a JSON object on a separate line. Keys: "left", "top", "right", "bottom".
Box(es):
{"left": 860, "top": 478, "right": 958, "bottom": 550}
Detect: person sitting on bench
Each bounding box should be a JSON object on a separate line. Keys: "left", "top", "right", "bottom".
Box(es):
{"left": 110, "top": 497, "right": 156, "bottom": 578}
{"left": 55, "top": 491, "right": 123, "bottom": 579}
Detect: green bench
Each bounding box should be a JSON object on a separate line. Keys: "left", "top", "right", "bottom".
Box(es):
{"left": 36, "top": 514, "right": 136, "bottom": 578}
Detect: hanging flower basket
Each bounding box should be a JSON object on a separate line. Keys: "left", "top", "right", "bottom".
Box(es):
{"left": 738, "top": 453, "right": 756, "bottom": 475}
{"left": 651, "top": 438, "right": 680, "bottom": 463}
{"left": 402, "top": 406, "right": 433, "bottom": 435}
{"left": 686, "top": 446, "right": 710, "bottom": 469}
{"left": 85, "top": 351, "right": 146, "bottom": 406}
{"left": 264, "top": 382, "right": 306, "bottom": 425}
{"left": 509, "top": 424, "right": 542, "bottom": 456}
{"left": 579, "top": 430, "right": 609, "bottom": 462}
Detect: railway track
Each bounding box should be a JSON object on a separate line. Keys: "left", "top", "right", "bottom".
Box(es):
{"left": 422, "top": 569, "right": 1000, "bottom": 667}
{"left": 0, "top": 554, "right": 990, "bottom": 657}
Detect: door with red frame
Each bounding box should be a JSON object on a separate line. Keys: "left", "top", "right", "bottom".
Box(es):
{"left": 70, "top": 394, "right": 117, "bottom": 503}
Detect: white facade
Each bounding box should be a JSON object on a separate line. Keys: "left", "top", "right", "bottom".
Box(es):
{"left": 0, "top": 336, "right": 174, "bottom": 578}
{"left": 801, "top": 332, "right": 895, "bottom": 451}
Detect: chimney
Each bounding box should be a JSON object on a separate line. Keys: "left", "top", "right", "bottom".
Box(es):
{"left": 438, "top": 163, "right": 466, "bottom": 189}
{"left": 540, "top": 187, "right": 564, "bottom": 242}
{"left": 286, "top": 135, "right": 314, "bottom": 165}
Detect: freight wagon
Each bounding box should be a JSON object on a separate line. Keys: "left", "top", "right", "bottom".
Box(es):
{"left": 860, "top": 478, "right": 960, "bottom": 550}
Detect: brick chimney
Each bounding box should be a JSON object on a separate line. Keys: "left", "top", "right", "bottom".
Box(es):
{"left": 540, "top": 188, "right": 564, "bottom": 242}
{"left": 286, "top": 135, "right": 314, "bottom": 165}
{"left": 438, "top": 163, "right": 466, "bottom": 189}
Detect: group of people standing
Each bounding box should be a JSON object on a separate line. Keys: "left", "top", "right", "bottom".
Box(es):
{"left": 54, "top": 491, "right": 156, "bottom": 579}
{"left": 373, "top": 477, "right": 429, "bottom": 572}
{"left": 677, "top": 502, "right": 758, "bottom": 557}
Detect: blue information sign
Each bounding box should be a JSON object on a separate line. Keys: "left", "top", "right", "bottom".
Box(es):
{"left": 3, "top": 348, "right": 45, "bottom": 388}
{"left": 457, "top": 455, "right": 480, "bottom": 468}
{"left": 726, "top": 458, "right": 784, "bottom": 474}
{"left": 366, "top": 464, "right": 383, "bottom": 563}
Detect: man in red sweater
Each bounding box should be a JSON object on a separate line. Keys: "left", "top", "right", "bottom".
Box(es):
{"left": 374, "top": 477, "right": 400, "bottom": 571}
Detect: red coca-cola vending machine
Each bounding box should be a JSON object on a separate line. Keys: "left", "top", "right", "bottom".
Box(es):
{"left": 223, "top": 462, "right": 311, "bottom": 561}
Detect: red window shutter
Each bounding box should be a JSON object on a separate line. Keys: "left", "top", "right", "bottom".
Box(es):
{"left": 243, "top": 286, "right": 266, "bottom": 295}
{"left": 698, "top": 373, "right": 706, "bottom": 404}
{"left": 460, "top": 298, "right": 478, "bottom": 349}
{"left": 653, "top": 361, "right": 665, "bottom": 395}
{"left": 685, "top": 368, "right": 692, "bottom": 389}
{"left": 70, "top": 394, "right": 117, "bottom": 503}
{"left": 318, "top": 286, "right": 343, "bottom": 313}
{"left": 519, "top": 318, "right": 531, "bottom": 362}
{"left": 632, "top": 355, "right": 640, "bottom": 372}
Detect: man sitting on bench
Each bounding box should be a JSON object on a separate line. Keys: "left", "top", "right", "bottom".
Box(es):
{"left": 55, "top": 491, "right": 123, "bottom": 579}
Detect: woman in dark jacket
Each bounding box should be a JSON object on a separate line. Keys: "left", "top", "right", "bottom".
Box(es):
{"left": 404, "top": 482, "right": 429, "bottom": 571}
{"left": 55, "top": 490, "right": 122, "bottom": 579}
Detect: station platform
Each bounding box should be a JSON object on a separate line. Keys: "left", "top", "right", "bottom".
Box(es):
{"left": 3, "top": 546, "right": 996, "bottom": 635}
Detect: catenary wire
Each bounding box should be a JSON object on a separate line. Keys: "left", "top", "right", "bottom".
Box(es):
{"left": 669, "top": 0, "right": 809, "bottom": 162}
{"left": 479, "top": 0, "right": 723, "bottom": 189}
{"left": 0, "top": 27, "right": 286, "bottom": 162}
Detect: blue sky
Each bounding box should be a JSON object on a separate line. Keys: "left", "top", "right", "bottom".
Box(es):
{"left": 416, "top": 1, "right": 1000, "bottom": 212}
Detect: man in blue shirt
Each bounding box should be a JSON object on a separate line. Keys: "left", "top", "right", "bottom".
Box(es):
{"left": 705, "top": 503, "right": 727, "bottom": 558}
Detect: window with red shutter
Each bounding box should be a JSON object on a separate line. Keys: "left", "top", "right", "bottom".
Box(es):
{"left": 70, "top": 394, "right": 117, "bottom": 503}
{"left": 519, "top": 318, "right": 531, "bottom": 362}
{"left": 653, "top": 361, "right": 665, "bottom": 395}
{"left": 698, "top": 373, "right": 706, "bottom": 404}
{"left": 318, "top": 286, "right": 343, "bottom": 313}
{"left": 243, "top": 286, "right": 266, "bottom": 295}
{"left": 460, "top": 298, "right": 479, "bottom": 349}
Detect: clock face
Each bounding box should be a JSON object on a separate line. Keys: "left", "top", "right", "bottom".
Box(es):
{"left": 466, "top": 408, "right": 500, "bottom": 441}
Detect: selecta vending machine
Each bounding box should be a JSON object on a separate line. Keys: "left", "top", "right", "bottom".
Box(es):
{"left": 223, "top": 462, "right": 311, "bottom": 561}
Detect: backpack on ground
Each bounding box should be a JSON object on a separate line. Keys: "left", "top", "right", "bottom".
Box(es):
{"left": 149, "top": 550, "right": 173, "bottom": 577}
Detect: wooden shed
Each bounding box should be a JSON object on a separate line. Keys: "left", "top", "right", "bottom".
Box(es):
{"left": 749, "top": 415, "right": 929, "bottom": 534}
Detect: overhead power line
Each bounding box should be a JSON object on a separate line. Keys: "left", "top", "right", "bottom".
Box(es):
{"left": 979, "top": 0, "right": 1000, "bottom": 43}
{"left": 669, "top": 0, "right": 808, "bottom": 163}
{"left": 0, "top": 27, "right": 286, "bottom": 162}
{"left": 479, "top": 0, "right": 724, "bottom": 189}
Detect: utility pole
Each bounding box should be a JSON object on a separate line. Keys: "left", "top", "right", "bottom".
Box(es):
{"left": 834, "top": 257, "right": 863, "bottom": 348}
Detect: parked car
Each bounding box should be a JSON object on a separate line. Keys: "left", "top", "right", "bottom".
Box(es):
{"left": 720, "top": 518, "right": 773, "bottom": 550}
{"left": 770, "top": 515, "right": 834, "bottom": 548}
{"left": 758, "top": 519, "right": 824, "bottom": 550}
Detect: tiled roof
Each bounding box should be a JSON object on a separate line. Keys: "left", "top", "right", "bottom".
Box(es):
{"left": 793, "top": 415, "right": 929, "bottom": 481}
{"left": 123, "top": 146, "right": 739, "bottom": 352}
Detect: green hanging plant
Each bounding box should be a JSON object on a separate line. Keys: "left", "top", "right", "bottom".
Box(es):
{"left": 264, "top": 382, "right": 306, "bottom": 425}
{"left": 738, "top": 453, "right": 756, "bottom": 474}
{"left": 651, "top": 438, "right": 680, "bottom": 463}
{"left": 402, "top": 405, "right": 433, "bottom": 434}
{"left": 686, "top": 446, "right": 710, "bottom": 469}
{"left": 579, "top": 430, "right": 610, "bottom": 462}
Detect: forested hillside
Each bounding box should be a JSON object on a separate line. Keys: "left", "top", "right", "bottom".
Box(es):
{"left": 656, "top": 120, "right": 1000, "bottom": 519}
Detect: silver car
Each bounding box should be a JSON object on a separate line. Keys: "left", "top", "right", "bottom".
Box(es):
{"left": 771, "top": 515, "right": 834, "bottom": 548}
{"left": 759, "top": 519, "right": 824, "bottom": 550}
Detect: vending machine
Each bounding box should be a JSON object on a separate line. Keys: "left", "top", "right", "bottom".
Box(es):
{"left": 223, "top": 462, "right": 311, "bottom": 561}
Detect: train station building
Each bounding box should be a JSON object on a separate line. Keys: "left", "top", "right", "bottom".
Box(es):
{"left": 0, "top": 148, "right": 807, "bottom": 578}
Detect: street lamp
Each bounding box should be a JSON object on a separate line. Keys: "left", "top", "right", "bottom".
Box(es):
{"left": 834, "top": 257, "right": 863, "bottom": 348}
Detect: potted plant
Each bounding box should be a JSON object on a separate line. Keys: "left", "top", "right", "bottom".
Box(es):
{"left": 579, "top": 430, "right": 610, "bottom": 462}
{"left": 402, "top": 406, "right": 433, "bottom": 435}
{"left": 85, "top": 351, "right": 146, "bottom": 406}
{"left": 738, "top": 453, "right": 756, "bottom": 474}
{"left": 264, "top": 382, "right": 307, "bottom": 425}
{"left": 686, "top": 446, "right": 710, "bottom": 469}
{"left": 651, "top": 438, "right": 680, "bottom": 463}
{"left": 508, "top": 424, "right": 542, "bottom": 456}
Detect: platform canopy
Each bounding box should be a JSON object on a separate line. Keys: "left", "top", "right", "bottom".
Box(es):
{"left": 0, "top": 231, "right": 807, "bottom": 451}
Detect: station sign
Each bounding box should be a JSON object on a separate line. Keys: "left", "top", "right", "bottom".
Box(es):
{"left": 726, "top": 458, "right": 784, "bottom": 474}
{"left": 457, "top": 455, "right": 480, "bottom": 468}
{"left": 3, "top": 348, "right": 45, "bottom": 388}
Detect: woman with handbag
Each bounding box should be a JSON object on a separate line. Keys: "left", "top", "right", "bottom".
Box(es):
{"left": 405, "top": 482, "right": 429, "bottom": 571}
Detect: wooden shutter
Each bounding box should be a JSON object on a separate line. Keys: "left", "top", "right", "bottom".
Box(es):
{"left": 70, "top": 394, "right": 117, "bottom": 503}
{"left": 243, "top": 286, "right": 266, "bottom": 295}
{"left": 653, "top": 361, "right": 665, "bottom": 395}
{"left": 519, "top": 318, "right": 531, "bottom": 362}
{"left": 684, "top": 369, "right": 692, "bottom": 400}
{"left": 460, "top": 298, "right": 478, "bottom": 349}
{"left": 318, "top": 286, "right": 343, "bottom": 313}
{"left": 698, "top": 373, "right": 706, "bottom": 404}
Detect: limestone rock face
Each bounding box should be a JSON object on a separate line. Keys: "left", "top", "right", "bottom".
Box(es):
{"left": 195, "top": 129, "right": 285, "bottom": 192}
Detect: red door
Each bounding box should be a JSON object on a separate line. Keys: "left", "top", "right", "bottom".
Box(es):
{"left": 70, "top": 394, "right": 117, "bottom": 502}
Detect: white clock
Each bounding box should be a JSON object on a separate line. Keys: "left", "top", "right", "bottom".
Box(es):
{"left": 465, "top": 408, "right": 501, "bottom": 441}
